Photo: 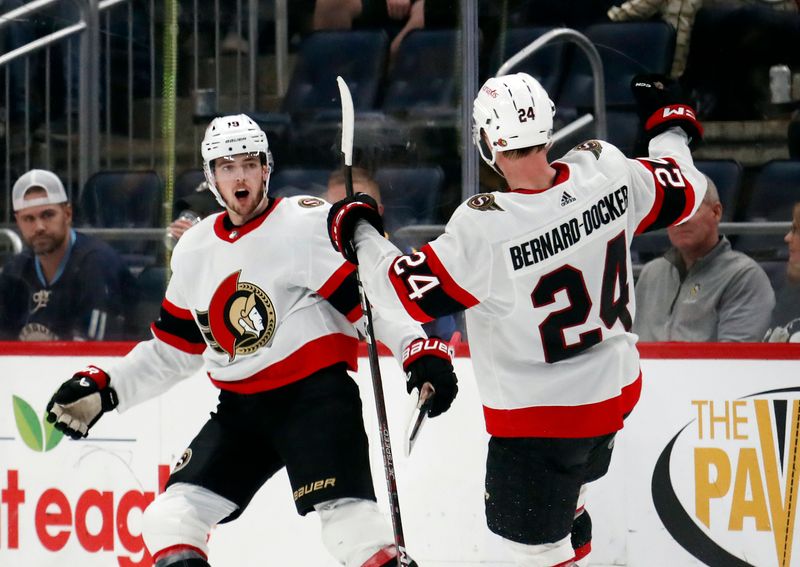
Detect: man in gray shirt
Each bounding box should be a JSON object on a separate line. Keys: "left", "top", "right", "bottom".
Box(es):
{"left": 634, "top": 176, "right": 775, "bottom": 341}
{"left": 764, "top": 200, "right": 800, "bottom": 342}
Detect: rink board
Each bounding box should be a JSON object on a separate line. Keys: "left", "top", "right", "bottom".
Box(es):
{"left": 0, "top": 343, "right": 798, "bottom": 566}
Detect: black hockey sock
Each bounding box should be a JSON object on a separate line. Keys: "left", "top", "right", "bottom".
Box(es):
{"left": 154, "top": 550, "right": 210, "bottom": 567}
{"left": 571, "top": 509, "right": 592, "bottom": 560}
{"left": 156, "top": 559, "right": 210, "bottom": 567}
{"left": 161, "top": 561, "right": 210, "bottom": 567}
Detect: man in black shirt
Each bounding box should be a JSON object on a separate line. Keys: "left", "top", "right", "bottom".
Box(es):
{"left": 0, "top": 169, "right": 137, "bottom": 340}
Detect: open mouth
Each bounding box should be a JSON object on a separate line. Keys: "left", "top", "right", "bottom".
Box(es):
{"left": 234, "top": 188, "right": 249, "bottom": 201}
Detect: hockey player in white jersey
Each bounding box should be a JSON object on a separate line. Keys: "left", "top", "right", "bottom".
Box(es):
{"left": 44, "top": 114, "right": 458, "bottom": 567}
{"left": 327, "top": 73, "right": 707, "bottom": 566}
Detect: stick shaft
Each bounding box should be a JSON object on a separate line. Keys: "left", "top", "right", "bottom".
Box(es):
{"left": 337, "top": 76, "right": 409, "bottom": 566}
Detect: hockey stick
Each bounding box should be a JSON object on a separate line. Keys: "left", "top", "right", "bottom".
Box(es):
{"left": 336, "top": 76, "right": 411, "bottom": 567}
{"left": 404, "top": 384, "right": 434, "bottom": 457}
{"left": 403, "top": 330, "right": 456, "bottom": 456}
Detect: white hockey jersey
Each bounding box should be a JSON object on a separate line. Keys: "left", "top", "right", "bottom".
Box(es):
{"left": 355, "top": 129, "right": 707, "bottom": 438}
{"left": 110, "top": 196, "right": 425, "bottom": 412}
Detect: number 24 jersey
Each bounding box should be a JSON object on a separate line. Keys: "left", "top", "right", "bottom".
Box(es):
{"left": 355, "top": 130, "right": 707, "bottom": 438}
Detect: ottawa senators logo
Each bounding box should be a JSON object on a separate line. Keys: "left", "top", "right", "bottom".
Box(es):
{"left": 195, "top": 271, "right": 276, "bottom": 361}
{"left": 467, "top": 193, "right": 504, "bottom": 212}
{"left": 574, "top": 140, "right": 603, "bottom": 160}
{"left": 298, "top": 197, "right": 324, "bottom": 208}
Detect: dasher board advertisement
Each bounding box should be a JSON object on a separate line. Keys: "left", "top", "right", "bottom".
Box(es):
{"left": 0, "top": 342, "right": 797, "bottom": 566}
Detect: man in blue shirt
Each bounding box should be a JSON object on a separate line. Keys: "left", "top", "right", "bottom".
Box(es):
{"left": 0, "top": 169, "right": 137, "bottom": 340}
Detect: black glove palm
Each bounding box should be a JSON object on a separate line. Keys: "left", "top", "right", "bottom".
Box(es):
{"left": 631, "top": 73, "right": 703, "bottom": 146}
{"left": 327, "top": 193, "right": 385, "bottom": 264}
{"left": 46, "top": 366, "right": 118, "bottom": 439}
{"left": 402, "top": 338, "right": 458, "bottom": 418}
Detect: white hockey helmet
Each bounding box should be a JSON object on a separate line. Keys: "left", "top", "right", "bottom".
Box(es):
{"left": 472, "top": 72, "right": 555, "bottom": 173}
{"left": 201, "top": 113, "right": 272, "bottom": 207}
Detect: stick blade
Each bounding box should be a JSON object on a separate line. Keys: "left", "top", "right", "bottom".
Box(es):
{"left": 336, "top": 76, "right": 354, "bottom": 166}
{"left": 404, "top": 391, "right": 434, "bottom": 457}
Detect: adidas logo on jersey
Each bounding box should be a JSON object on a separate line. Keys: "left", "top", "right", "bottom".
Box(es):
{"left": 560, "top": 191, "right": 576, "bottom": 206}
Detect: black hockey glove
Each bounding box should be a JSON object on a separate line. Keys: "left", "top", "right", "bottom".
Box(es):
{"left": 46, "top": 366, "right": 118, "bottom": 439}
{"left": 327, "top": 193, "right": 385, "bottom": 264}
{"left": 631, "top": 73, "right": 703, "bottom": 146}
{"left": 402, "top": 337, "right": 458, "bottom": 418}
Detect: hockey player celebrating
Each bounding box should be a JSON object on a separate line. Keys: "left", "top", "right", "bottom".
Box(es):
{"left": 45, "top": 114, "right": 458, "bottom": 567}
{"left": 327, "top": 73, "right": 707, "bottom": 566}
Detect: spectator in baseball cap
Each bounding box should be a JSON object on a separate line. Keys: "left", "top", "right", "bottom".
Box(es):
{"left": 0, "top": 169, "right": 138, "bottom": 340}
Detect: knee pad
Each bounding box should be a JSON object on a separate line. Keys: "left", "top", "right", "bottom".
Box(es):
{"left": 502, "top": 534, "right": 574, "bottom": 567}
{"left": 315, "top": 497, "right": 393, "bottom": 567}
{"left": 142, "top": 482, "right": 237, "bottom": 562}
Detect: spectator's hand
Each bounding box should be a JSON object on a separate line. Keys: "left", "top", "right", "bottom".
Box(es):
{"left": 386, "top": 0, "right": 412, "bottom": 20}
{"left": 327, "top": 193, "right": 385, "bottom": 264}
{"left": 402, "top": 337, "right": 458, "bottom": 418}
{"left": 46, "top": 366, "right": 118, "bottom": 439}
{"left": 168, "top": 217, "right": 197, "bottom": 241}
{"left": 631, "top": 74, "right": 703, "bottom": 146}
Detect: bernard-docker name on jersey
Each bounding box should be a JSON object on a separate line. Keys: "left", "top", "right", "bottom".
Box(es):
{"left": 507, "top": 184, "right": 629, "bottom": 274}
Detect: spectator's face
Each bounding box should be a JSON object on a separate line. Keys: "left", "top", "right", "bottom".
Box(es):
{"left": 214, "top": 153, "right": 269, "bottom": 222}
{"left": 325, "top": 181, "right": 384, "bottom": 216}
{"left": 15, "top": 202, "right": 72, "bottom": 256}
{"left": 325, "top": 181, "right": 348, "bottom": 204}
{"left": 786, "top": 204, "right": 800, "bottom": 267}
{"left": 667, "top": 199, "right": 722, "bottom": 254}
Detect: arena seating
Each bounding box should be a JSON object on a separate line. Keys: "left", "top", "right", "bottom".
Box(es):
{"left": 695, "top": 159, "right": 743, "bottom": 222}
{"left": 737, "top": 159, "right": 800, "bottom": 259}
{"left": 78, "top": 170, "right": 163, "bottom": 267}
{"left": 375, "top": 165, "right": 444, "bottom": 235}
{"left": 268, "top": 168, "right": 329, "bottom": 198}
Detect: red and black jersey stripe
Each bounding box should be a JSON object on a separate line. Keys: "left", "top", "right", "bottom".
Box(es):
{"left": 388, "top": 244, "right": 478, "bottom": 323}
{"left": 318, "top": 262, "right": 361, "bottom": 323}
{"left": 151, "top": 298, "right": 206, "bottom": 354}
{"left": 635, "top": 157, "right": 697, "bottom": 234}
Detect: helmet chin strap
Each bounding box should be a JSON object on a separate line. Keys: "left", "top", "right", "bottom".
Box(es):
{"left": 246, "top": 173, "right": 271, "bottom": 216}
{"left": 476, "top": 128, "right": 507, "bottom": 179}
{"left": 254, "top": 186, "right": 268, "bottom": 210}
{"left": 258, "top": 171, "right": 271, "bottom": 206}
{"left": 488, "top": 160, "right": 505, "bottom": 178}
{"left": 484, "top": 149, "right": 505, "bottom": 179}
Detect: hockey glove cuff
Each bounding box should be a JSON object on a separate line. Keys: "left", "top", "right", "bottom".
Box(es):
{"left": 327, "top": 194, "right": 385, "bottom": 264}
{"left": 46, "top": 365, "right": 118, "bottom": 439}
{"left": 402, "top": 337, "right": 458, "bottom": 418}
{"left": 643, "top": 104, "right": 703, "bottom": 146}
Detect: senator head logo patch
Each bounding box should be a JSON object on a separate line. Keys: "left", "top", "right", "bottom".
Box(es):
{"left": 573, "top": 140, "right": 603, "bottom": 160}
{"left": 298, "top": 197, "right": 325, "bottom": 208}
{"left": 173, "top": 448, "right": 192, "bottom": 473}
{"left": 467, "top": 193, "right": 504, "bottom": 212}
{"left": 196, "top": 271, "right": 276, "bottom": 361}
